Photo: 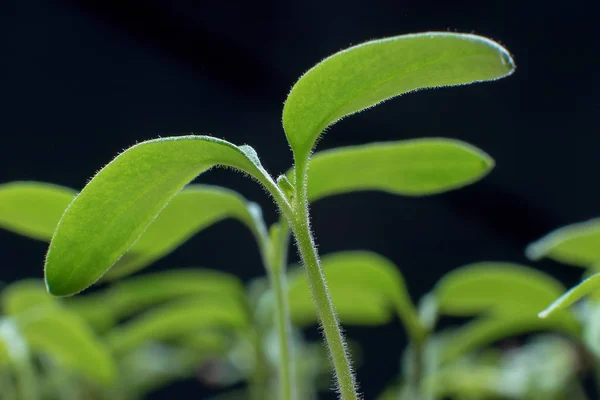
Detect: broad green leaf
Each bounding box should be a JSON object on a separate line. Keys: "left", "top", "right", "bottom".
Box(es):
{"left": 104, "top": 269, "right": 245, "bottom": 319}
{"left": 539, "top": 273, "right": 600, "bottom": 318}
{"left": 435, "top": 262, "right": 569, "bottom": 318}
{"left": 107, "top": 297, "right": 249, "bottom": 354}
{"left": 282, "top": 32, "right": 515, "bottom": 168}
{"left": 105, "top": 185, "right": 266, "bottom": 280}
{"left": 0, "top": 182, "right": 75, "bottom": 241}
{"left": 15, "top": 305, "right": 116, "bottom": 385}
{"left": 288, "top": 251, "right": 423, "bottom": 340}
{"left": 45, "top": 135, "right": 276, "bottom": 296}
{"left": 526, "top": 218, "right": 600, "bottom": 267}
{"left": 1, "top": 280, "right": 56, "bottom": 315}
{"left": 441, "top": 317, "right": 577, "bottom": 363}
{"left": 302, "top": 139, "right": 494, "bottom": 201}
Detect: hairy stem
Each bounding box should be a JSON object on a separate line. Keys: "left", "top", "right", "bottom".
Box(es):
{"left": 267, "top": 220, "right": 296, "bottom": 400}
{"left": 286, "top": 160, "right": 358, "bottom": 400}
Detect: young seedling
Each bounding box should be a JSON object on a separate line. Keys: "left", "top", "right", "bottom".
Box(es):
{"left": 41, "top": 32, "right": 514, "bottom": 399}
{"left": 2, "top": 32, "right": 516, "bottom": 399}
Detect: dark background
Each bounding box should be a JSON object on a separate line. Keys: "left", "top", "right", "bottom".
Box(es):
{"left": 1, "top": 0, "right": 598, "bottom": 398}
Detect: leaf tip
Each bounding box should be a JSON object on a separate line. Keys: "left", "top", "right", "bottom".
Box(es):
{"left": 538, "top": 308, "right": 551, "bottom": 319}
{"left": 44, "top": 264, "right": 77, "bottom": 298}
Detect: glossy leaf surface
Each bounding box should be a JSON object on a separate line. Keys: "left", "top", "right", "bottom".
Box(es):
{"left": 526, "top": 219, "right": 600, "bottom": 267}
{"left": 539, "top": 273, "right": 600, "bottom": 318}
{"left": 45, "top": 136, "right": 274, "bottom": 296}
{"left": 107, "top": 298, "right": 249, "bottom": 354}
{"left": 283, "top": 32, "right": 515, "bottom": 166}
{"left": 302, "top": 139, "right": 494, "bottom": 201}
{"left": 0, "top": 182, "right": 75, "bottom": 241}
{"left": 288, "top": 251, "right": 423, "bottom": 339}
{"left": 105, "top": 186, "right": 263, "bottom": 279}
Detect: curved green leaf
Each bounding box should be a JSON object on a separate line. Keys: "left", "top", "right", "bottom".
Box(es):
{"left": 16, "top": 306, "right": 116, "bottom": 385}
{"left": 283, "top": 32, "right": 515, "bottom": 167}
{"left": 435, "top": 262, "right": 567, "bottom": 318}
{"left": 1, "top": 280, "right": 56, "bottom": 315}
{"left": 539, "top": 273, "right": 600, "bottom": 318}
{"left": 288, "top": 251, "right": 423, "bottom": 339}
{"left": 302, "top": 139, "right": 494, "bottom": 202}
{"left": 0, "top": 182, "right": 75, "bottom": 241}
{"left": 526, "top": 218, "right": 600, "bottom": 267}
{"left": 104, "top": 185, "right": 264, "bottom": 279}
{"left": 45, "top": 135, "right": 277, "bottom": 296}
{"left": 107, "top": 297, "right": 249, "bottom": 354}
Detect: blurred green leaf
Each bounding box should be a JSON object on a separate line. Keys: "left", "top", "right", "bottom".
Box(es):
{"left": 107, "top": 297, "right": 249, "bottom": 354}
{"left": 282, "top": 32, "right": 515, "bottom": 168}
{"left": 302, "top": 139, "right": 493, "bottom": 202}
{"left": 63, "top": 294, "right": 117, "bottom": 333}
{"left": 16, "top": 306, "right": 116, "bottom": 385}
{"left": 0, "top": 182, "right": 75, "bottom": 241}
{"left": 526, "top": 218, "right": 600, "bottom": 267}
{"left": 105, "top": 269, "right": 245, "bottom": 320}
{"left": 435, "top": 262, "right": 568, "bottom": 318}
{"left": 45, "top": 136, "right": 276, "bottom": 296}
{"left": 539, "top": 273, "right": 600, "bottom": 318}
{"left": 1, "top": 280, "right": 55, "bottom": 315}
{"left": 441, "top": 317, "right": 578, "bottom": 363}
{"left": 288, "top": 251, "right": 423, "bottom": 340}
{"left": 66, "top": 269, "right": 245, "bottom": 333}
{"left": 106, "top": 185, "right": 266, "bottom": 280}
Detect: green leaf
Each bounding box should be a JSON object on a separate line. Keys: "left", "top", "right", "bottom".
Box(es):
{"left": 0, "top": 182, "right": 75, "bottom": 241}
{"left": 435, "top": 262, "right": 568, "bottom": 318}
{"left": 1, "top": 280, "right": 56, "bottom": 315}
{"left": 283, "top": 32, "right": 515, "bottom": 167}
{"left": 107, "top": 297, "right": 249, "bottom": 354}
{"left": 441, "top": 317, "right": 576, "bottom": 363}
{"left": 15, "top": 305, "right": 116, "bottom": 385}
{"left": 45, "top": 135, "right": 277, "bottom": 296}
{"left": 104, "top": 269, "right": 245, "bottom": 320}
{"left": 302, "top": 139, "right": 494, "bottom": 202}
{"left": 105, "top": 185, "right": 266, "bottom": 280}
{"left": 288, "top": 251, "right": 423, "bottom": 340}
{"left": 67, "top": 269, "right": 245, "bottom": 332}
{"left": 539, "top": 273, "right": 600, "bottom": 318}
{"left": 526, "top": 218, "right": 600, "bottom": 267}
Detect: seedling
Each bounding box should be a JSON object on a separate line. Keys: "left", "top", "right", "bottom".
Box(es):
{"left": 0, "top": 32, "right": 517, "bottom": 399}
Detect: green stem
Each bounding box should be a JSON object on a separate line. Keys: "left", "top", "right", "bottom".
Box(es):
{"left": 249, "top": 330, "right": 269, "bottom": 400}
{"left": 249, "top": 203, "right": 296, "bottom": 400}
{"left": 267, "top": 220, "right": 296, "bottom": 400}
{"left": 287, "top": 160, "right": 358, "bottom": 400}
{"left": 408, "top": 338, "right": 425, "bottom": 400}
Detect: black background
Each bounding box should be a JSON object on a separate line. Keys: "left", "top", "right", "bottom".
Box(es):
{"left": 1, "top": 1, "right": 598, "bottom": 399}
